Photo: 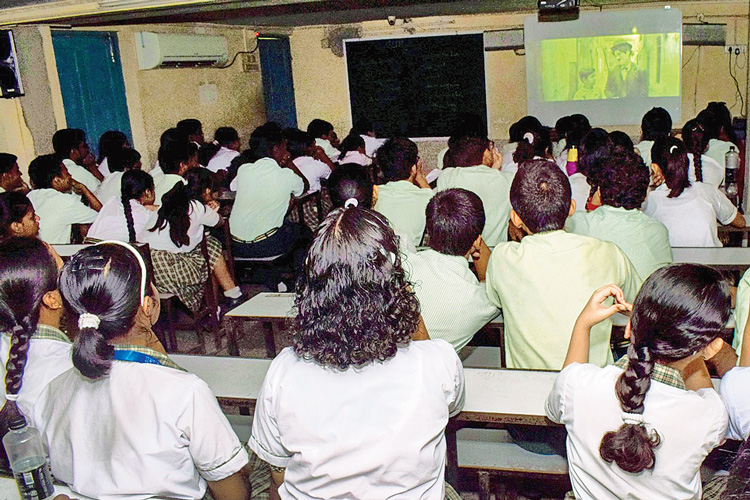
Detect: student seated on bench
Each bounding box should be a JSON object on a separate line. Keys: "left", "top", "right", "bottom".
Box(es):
{"left": 404, "top": 188, "right": 498, "bottom": 351}
{"left": 373, "top": 137, "right": 433, "bottom": 250}
{"left": 52, "top": 129, "right": 101, "bottom": 192}
{"left": 437, "top": 135, "right": 511, "bottom": 247}
{"left": 567, "top": 143, "right": 672, "bottom": 281}
{"left": 485, "top": 160, "right": 640, "bottom": 370}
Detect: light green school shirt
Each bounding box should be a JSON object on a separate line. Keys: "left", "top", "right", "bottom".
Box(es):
{"left": 404, "top": 249, "right": 500, "bottom": 352}
{"left": 733, "top": 267, "right": 750, "bottom": 357}
{"left": 229, "top": 157, "right": 304, "bottom": 242}
{"left": 436, "top": 166, "right": 514, "bottom": 247}
{"left": 373, "top": 180, "right": 433, "bottom": 248}
{"left": 485, "top": 230, "right": 641, "bottom": 370}
{"left": 27, "top": 188, "right": 98, "bottom": 244}
{"left": 566, "top": 205, "right": 673, "bottom": 281}
{"left": 62, "top": 159, "right": 100, "bottom": 194}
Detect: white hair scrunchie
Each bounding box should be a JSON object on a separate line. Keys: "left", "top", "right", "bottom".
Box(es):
{"left": 622, "top": 412, "right": 644, "bottom": 425}
{"left": 5, "top": 393, "right": 18, "bottom": 402}
{"left": 523, "top": 132, "right": 535, "bottom": 144}
{"left": 78, "top": 313, "right": 101, "bottom": 330}
{"left": 669, "top": 145, "right": 678, "bottom": 154}
{"left": 344, "top": 198, "right": 359, "bottom": 209}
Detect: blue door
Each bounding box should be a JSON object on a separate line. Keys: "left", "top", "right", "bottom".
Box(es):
{"left": 258, "top": 36, "right": 298, "bottom": 128}
{"left": 52, "top": 31, "right": 132, "bottom": 157}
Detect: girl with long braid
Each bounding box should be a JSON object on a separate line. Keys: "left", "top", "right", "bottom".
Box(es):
{"left": 0, "top": 238, "right": 71, "bottom": 455}
{"left": 547, "top": 264, "right": 731, "bottom": 500}
{"left": 32, "top": 242, "right": 249, "bottom": 500}
{"left": 682, "top": 118, "right": 724, "bottom": 187}
{"left": 86, "top": 170, "right": 156, "bottom": 243}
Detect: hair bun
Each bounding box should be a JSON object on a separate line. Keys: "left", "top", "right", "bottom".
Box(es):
{"left": 344, "top": 198, "right": 359, "bottom": 209}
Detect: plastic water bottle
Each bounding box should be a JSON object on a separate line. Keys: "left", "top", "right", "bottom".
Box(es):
{"left": 566, "top": 145, "right": 578, "bottom": 176}
{"left": 2, "top": 416, "right": 54, "bottom": 500}
{"left": 725, "top": 146, "right": 740, "bottom": 206}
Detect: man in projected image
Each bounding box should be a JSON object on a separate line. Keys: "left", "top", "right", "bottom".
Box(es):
{"left": 605, "top": 41, "right": 647, "bottom": 99}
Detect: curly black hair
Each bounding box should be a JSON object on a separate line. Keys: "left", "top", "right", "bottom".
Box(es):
{"left": 294, "top": 207, "right": 420, "bottom": 369}
{"left": 599, "top": 148, "right": 650, "bottom": 210}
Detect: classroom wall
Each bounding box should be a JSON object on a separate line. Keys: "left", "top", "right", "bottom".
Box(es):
{"left": 0, "top": 23, "right": 266, "bottom": 170}
{"left": 289, "top": 0, "right": 750, "bottom": 147}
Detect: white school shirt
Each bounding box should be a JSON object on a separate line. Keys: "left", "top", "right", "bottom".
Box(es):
{"left": 485, "top": 230, "right": 641, "bottom": 370}
{"left": 140, "top": 200, "right": 219, "bottom": 253}
{"left": 206, "top": 146, "right": 240, "bottom": 173}
{"left": 733, "top": 268, "right": 750, "bottom": 356}
{"left": 687, "top": 153, "right": 724, "bottom": 187}
{"left": 635, "top": 139, "right": 654, "bottom": 167}
{"left": 87, "top": 198, "right": 154, "bottom": 243}
{"left": 643, "top": 182, "right": 737, "bottom": 247}
{"left": 94, "top": 171, "right": 124, "bottom": 205}
{"left": 153, "top": 173, "right": 183, "bottom": 206}
{"left": 0, "top": 325, "right": 71, "bottom": 420}
{"left": 339, "top": 150, "right": 373, "bottom": 166}
{"left": 705, "top": 138, "right": 734, "bottom": 171}
{"left": 361, "top": 135, "right": 386, "bottom": 157}
{"left": 98, "top": 157, "right": 111, "bottom": 178}
{"left": 546, "top": 363, "right": 728, "bottom": 500}
{"left": 62, "top": 158, "right": 101, "bottom": 193}
{"left": 293, "top": 156, "right": 331, "bottom": 194}
{"left": 34, "top": 358, "right": 249, "bottom": 500}
{"left": 229, "top": 157, "right": 304, "bottom": 241}
{"left": 566, "top": 205, "right": 673, "bottom": 281}
{"left": 720, "top": 367, "right": 750, "bottom": 441}
{"left": 437, "top": 165, "right": 514, "bottom": 247}
{"left": 315, "top": 138, "right": 340, "bottom": 162}
{"left": 249, "top": 341, "right": 465, "bottom": 500}
{"left": 568, "top": 172, "right": 590, "bottom": 212}
{"left": 404, "top": 249, "right": 499, "bottom": 351}
{"left": 27, "top": 188, "right": 98, "bottom": 244}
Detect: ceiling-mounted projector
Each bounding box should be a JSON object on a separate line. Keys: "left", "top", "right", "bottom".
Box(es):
{"left": 538, "top": 0, "right": 579, "bottom": 22}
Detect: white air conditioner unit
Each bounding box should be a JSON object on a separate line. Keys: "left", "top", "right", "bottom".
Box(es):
{"left": 135, "top": 32, "right": 229, "bottom": 69}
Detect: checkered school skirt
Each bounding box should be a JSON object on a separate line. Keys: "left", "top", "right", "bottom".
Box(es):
{"left": 150, "top": 235, "right": 223, "bottom": 312}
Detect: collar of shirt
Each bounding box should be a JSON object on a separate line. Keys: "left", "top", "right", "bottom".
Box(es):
{"left": 112, "top": 344, "right": 185, "bottom": 372}
{"left": 615, "top": 355, "right": 686, "bottom": 390}
{"left": 34, "top": 324, "right": 71, "bottom": 343}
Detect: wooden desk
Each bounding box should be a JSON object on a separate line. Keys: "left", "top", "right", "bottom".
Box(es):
{"left": 672, "top": 247, "right": 750, "bottom": 272}
{"left": 224, "top": 293, "right": 295, "bottom": 357}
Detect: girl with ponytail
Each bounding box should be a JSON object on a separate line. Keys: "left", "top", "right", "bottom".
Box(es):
{"left": 0, "top": 238, "right": 71, "bottom": 463}
{"left": 86, "top": 169, "right": 156, "bottom": 243}
{"left": 141, "top": 167, "right": 243, "bottom": 312}
{"left": 32, "top": 242, "right": 249, "bottom": 500}
{"left": 644, "top": 136, "right": 744, "bottom": 247}
{"left": 547, "top": 264, "right": 731, "bottom": 500}
{"left": 682, "top": 118, "right": 724, "bottom": 187}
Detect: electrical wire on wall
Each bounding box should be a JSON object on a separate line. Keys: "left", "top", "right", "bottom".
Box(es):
{"left": 216, "top": 33, "right": 259, "bottom": 69}
{"left": 728, "top": 50, "right": 747, "bottom": 116}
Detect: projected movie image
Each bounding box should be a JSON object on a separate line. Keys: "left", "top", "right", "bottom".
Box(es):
{"left": 541, "top": 33, "right": 680, "bottom": 102}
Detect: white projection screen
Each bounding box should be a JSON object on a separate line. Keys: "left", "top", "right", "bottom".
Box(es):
{"left": 525, "top": 8, "right": 682, "bottom": 126}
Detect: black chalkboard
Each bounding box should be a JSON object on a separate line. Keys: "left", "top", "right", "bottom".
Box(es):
{"left": 345, "top": 33, "right": 487, "bottom": 138}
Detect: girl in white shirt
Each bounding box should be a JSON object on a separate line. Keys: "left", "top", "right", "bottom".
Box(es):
{"left": 96, "top": 130, "right": 129, "bottom": 178}
{"left": 0, "top": 238, "right": 71, "bottom": 433}
{"left": 644, "top": 137, "right": 744, "bottom": 247}
{"left": 547, "top": 264, "right": 731, "bottom": 500}
{"left": 87, "top": 170, "right": 156, "bottom": 243}
{"left": 683, "top": 118, "right": 724, "bottom": 187}
{"left": 34, "top": 242, "right": 249, "bottom": 500}
{"left": 142, "top": 167, "right": 242, "bottom": 312}
{"left": 249, "top": 207, "right": 464, "bottom": 500}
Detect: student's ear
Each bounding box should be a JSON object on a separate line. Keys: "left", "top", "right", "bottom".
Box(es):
{"left": 510, "top": 209, "right": 524, "bottom": 230}
{"left": 568, "top": 199, "right": 577, "bottom": 217}
{"left": 371, "top": 184, "right": 379, "bottom": 206}
{"left": 702, "top": 337, "right": 726, "bottom": 361}
{"left": 42, "top": 290, "right": 63, "bottom": 311}
{"left": 178, "top": 162, "right": 189, "bottom": 176}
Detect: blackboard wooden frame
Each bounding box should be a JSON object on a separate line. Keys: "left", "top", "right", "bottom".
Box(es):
{"left": 344, "top": 32, "right": 488, "bottom": 139}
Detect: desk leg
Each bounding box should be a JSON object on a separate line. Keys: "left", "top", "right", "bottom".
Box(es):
{"left": 227, "top": 317, "right": 241, "bottom": 357}
{"left": 445, "top": 419, "right": 461, "bottom": 488}
{"left": 265, "top": 321, "right": 278, "bottom": 358}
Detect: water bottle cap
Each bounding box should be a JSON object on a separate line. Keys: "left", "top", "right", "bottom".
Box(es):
{"left": 8, "top": 416, "right": 26, "bottom": 431}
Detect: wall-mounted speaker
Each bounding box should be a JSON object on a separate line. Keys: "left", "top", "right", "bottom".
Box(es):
{"left": 0, "top": 30, "right": 24, "bottom": 98}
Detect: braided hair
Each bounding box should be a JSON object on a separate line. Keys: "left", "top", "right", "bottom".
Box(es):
{"left": 0, "top": 238, "right": 57, "bottom": 453}
{"left": 121, "top": 170, "right": 154, "bottom": 243}
{"left": 682, "top": 119, "right": 709, "bottom": 183}
{"left": 599, "top": 264, "right": 730, "bottom": 473}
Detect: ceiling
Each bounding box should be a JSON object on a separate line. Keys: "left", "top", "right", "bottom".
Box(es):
{"left": 3, "top": 0, "right": 694, "bottom": 27}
